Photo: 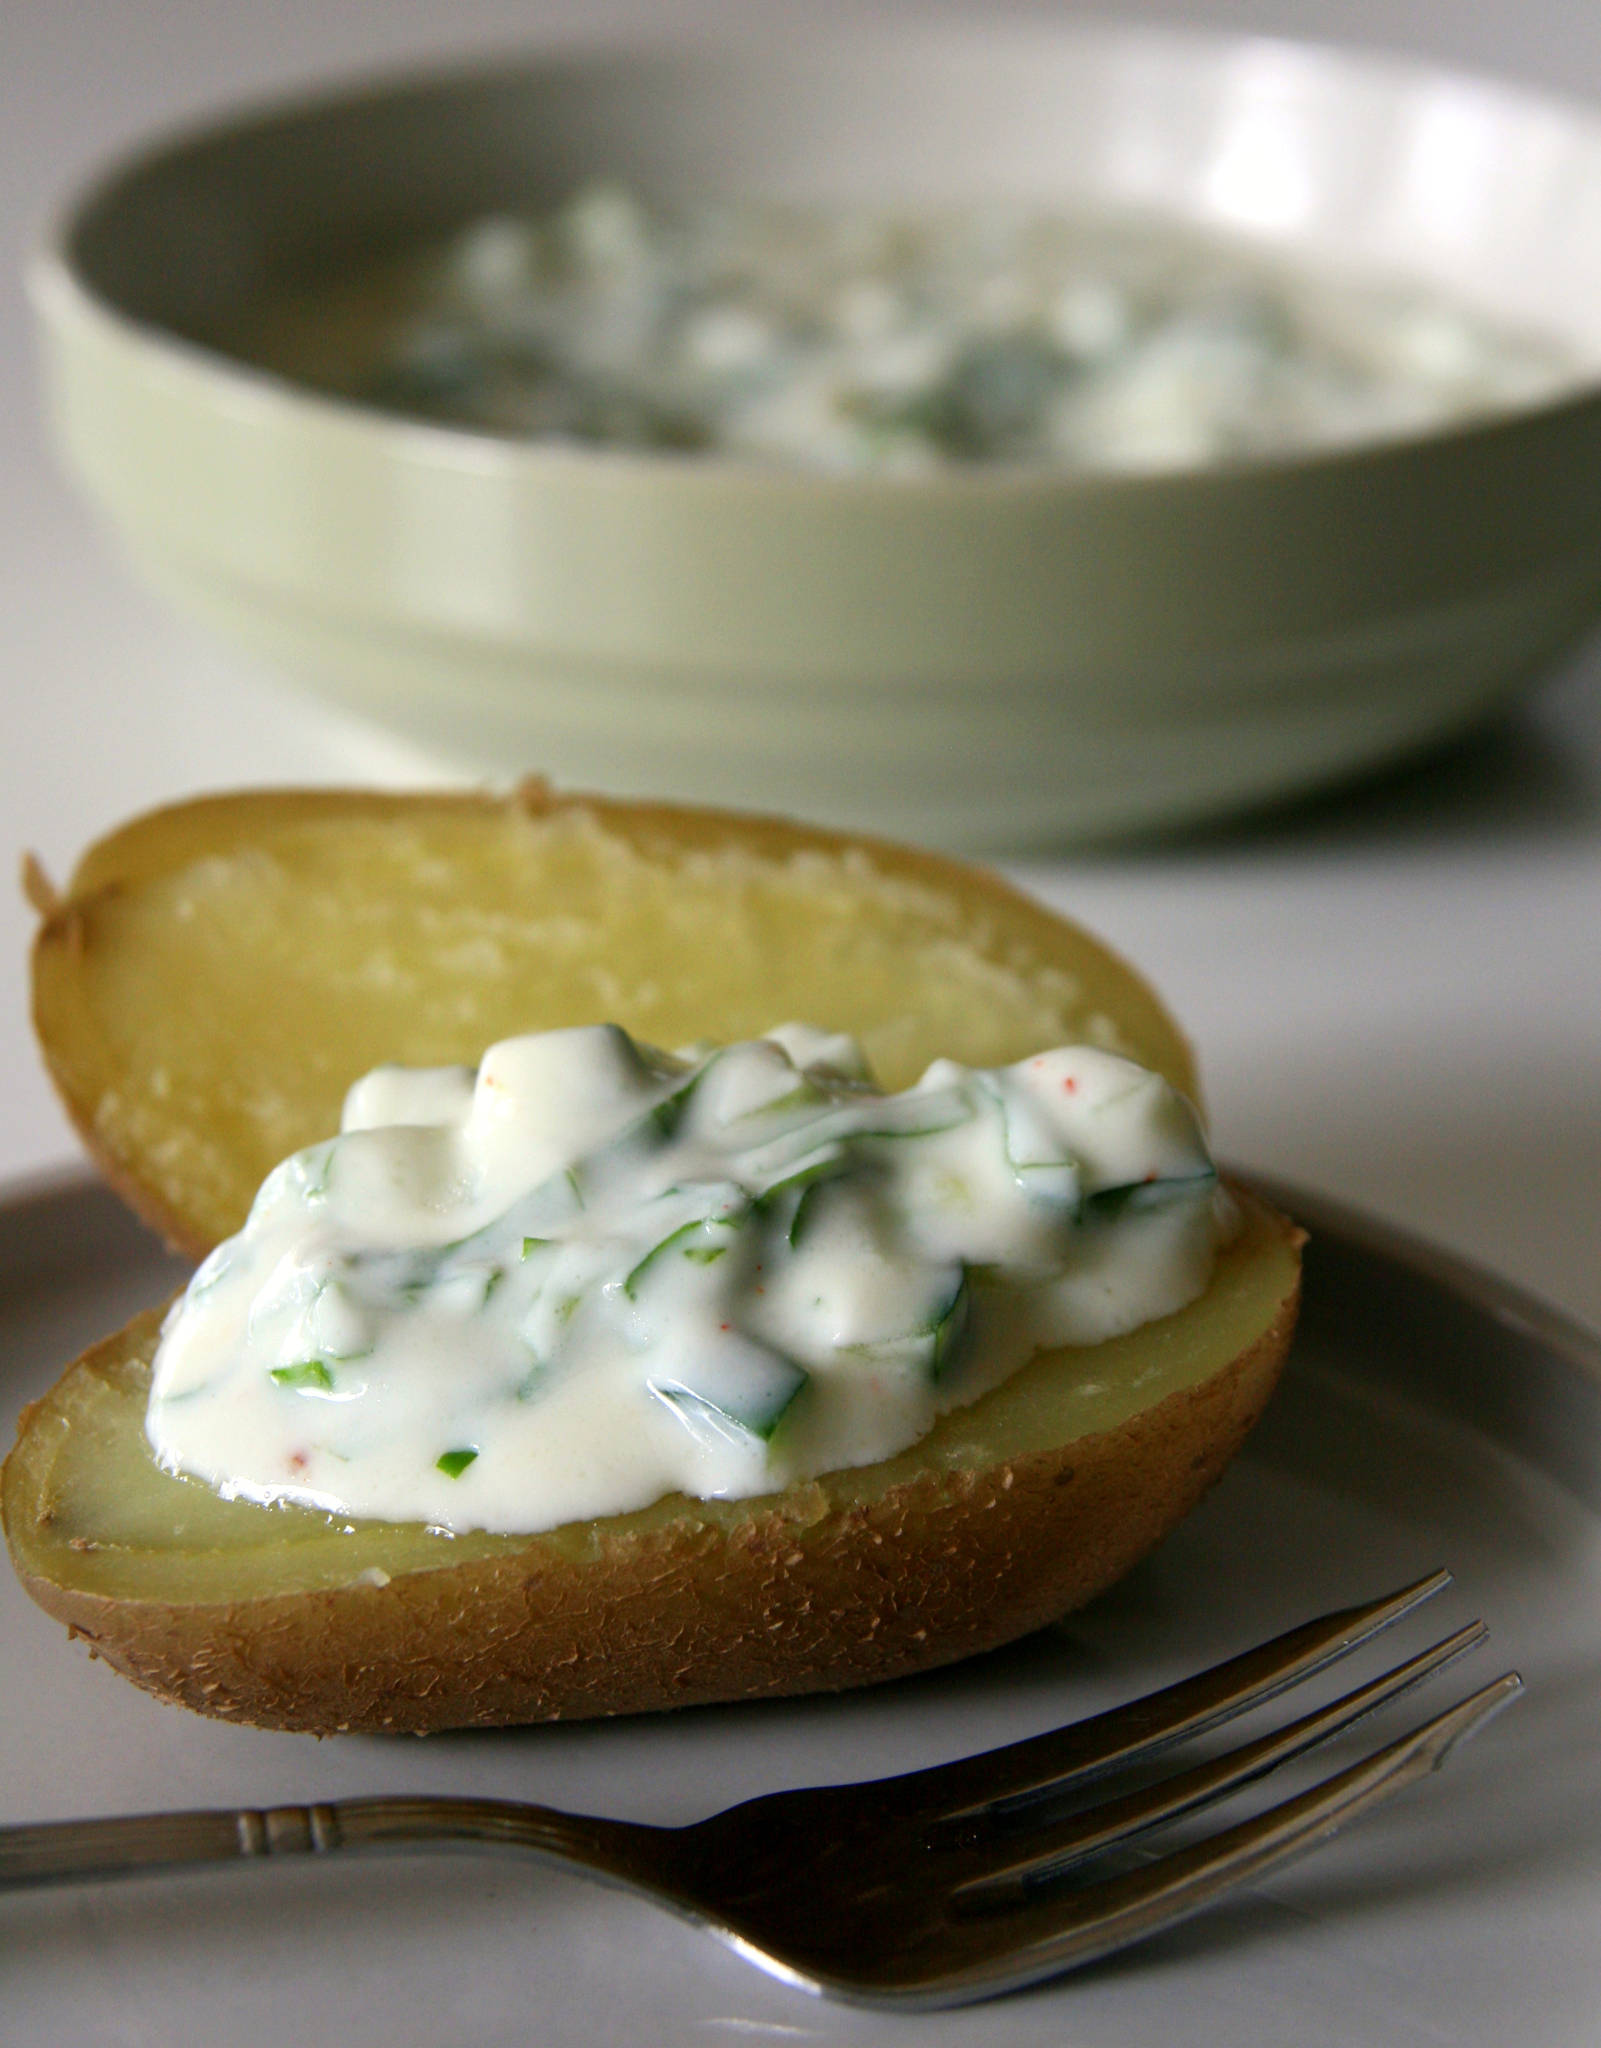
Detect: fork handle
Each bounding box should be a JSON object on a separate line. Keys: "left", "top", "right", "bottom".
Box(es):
{"left": 0, "top": 1797, "right": 657, "bottom": 1893}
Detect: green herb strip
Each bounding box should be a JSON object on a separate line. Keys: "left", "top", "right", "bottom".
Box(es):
{"left": 269, "top": 1359, "right": 335, "bottom": 1393}
{"left": 622, "top": 1213, "right": 744, "bottom": 1300}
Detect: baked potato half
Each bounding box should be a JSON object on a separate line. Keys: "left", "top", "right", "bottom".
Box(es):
{"left": 8, "top": 784, "right": 1300, "bottom": 1730}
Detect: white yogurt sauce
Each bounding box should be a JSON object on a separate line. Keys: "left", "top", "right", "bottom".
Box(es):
{"left": 147, "top": 1024, "right": 1234, "bottom": 1535}
{"left": 330, "top": 185, "right": 1577, "bottom": 472}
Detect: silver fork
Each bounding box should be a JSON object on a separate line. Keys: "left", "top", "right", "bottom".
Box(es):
{"left": 0, "top": 1571, "right": 1518, "bottom": 2010}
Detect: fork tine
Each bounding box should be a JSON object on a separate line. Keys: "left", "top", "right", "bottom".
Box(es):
{"left": 865, "top": 1673, "right": 1523, "bottom": 2011}
{"left": 874, "top": 1570, "right": 1453, "bottom": 1823}
{"left": 942, "top": 1620, "right": 1487, "bottom": 1893}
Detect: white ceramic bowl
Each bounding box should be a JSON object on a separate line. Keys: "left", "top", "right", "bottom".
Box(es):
{"left": 33, "top": 22, "right": 1601, "bottom": 847}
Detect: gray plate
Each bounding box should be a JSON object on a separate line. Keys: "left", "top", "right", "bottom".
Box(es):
{"left": 3, "top": 1170, "right": 1599, "bottom": 2047}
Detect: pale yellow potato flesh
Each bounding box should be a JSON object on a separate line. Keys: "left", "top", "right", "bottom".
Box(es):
{"left": 3, "top": 1195, "right": 1296, "bottom": 1729}
{"left": 9, "top": 784, "right": 1298, "bottom": 1731}
{"left": 31, "top": 785, "right": 1197, "bottom": 1256}
{"left": 11, "top": 1197, "right": 1297, "bottom": 1606}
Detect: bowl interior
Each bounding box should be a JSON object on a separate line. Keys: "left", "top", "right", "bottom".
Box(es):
{"left": 41, "top": 25, "right": 1601, "bottom": 849}
{"left": 64, "top": 23, "right": 1601, "bottom": 384}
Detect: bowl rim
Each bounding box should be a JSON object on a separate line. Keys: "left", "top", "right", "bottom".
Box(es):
{"left": 33, "top": 14, "right": 1601, "bottom": 501}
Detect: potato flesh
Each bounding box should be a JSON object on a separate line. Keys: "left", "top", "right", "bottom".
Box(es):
{"left": 6, "top": 1196, "right": 1296, "bottom": 1608}
{"left": 32, "top": 791, "right": 1197, "bottom": 1252}
{"left": 12, "top": 787, "right": 1298, "bottom": 1728}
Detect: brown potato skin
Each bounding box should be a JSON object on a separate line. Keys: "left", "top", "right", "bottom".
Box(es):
{"left": 15, "top": 784, "right": 1299, "bottom": 1732}
{"left": 7, "top": 1234, "right": 1297, "bottom": 1733}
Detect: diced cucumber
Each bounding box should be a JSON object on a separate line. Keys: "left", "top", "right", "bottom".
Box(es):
{"left": 648, "top": 1063, "right": 706, "bottom": 1138}
{"left": 1012, "top": 1159, "right": 1080, "bottom": 1207}
{"left": 977, "top": 1076, "right": 1081, "bottom": 1211}
{"left": 928, "top": 1270, "right": 971, "bottom": 1384}
{"left": 302, "top": 1275, "right": 374, "bottom": 1358}
{"left": 513, "top": 1350, "right": 558, "bottom": 1403}
{"left": 752, "top": 1140, "right": 849, "bottom": 1203}
{"left": 731, "top": 1075, "right": 829, "bottom": 1123}
{"left": 186, "top": 1243, "right": 237, "bottom": 1298}
{"left": 342, "top": 1240, "right": 464, "bottom": 1304}
{"left": 751, "top": 1141, "right": 851, "bottom": 1246}
{"left": 783, "top": 1178, "right": 826, "bottom": 1249}
{"left": 342, "top": 1167, "right": 584, "bottom": 1308}
{"left": 510, "top": 1166, "right": 585, "bottom": 1234}
{"left": 622, "top": 1210, "right": 746, "bottom": 1299}
{"left": 745, "top": 1091, "right": 967, "bottom": 1193}
{"left": 404, "top": 1260, "right": 500, "bottom": 1314}
{"left": 302, "top": 1144, "right": 336, "bottom": 1202}
{"left": 1083, "top": 1168, "right": 1216, "bottom": 1221}
{"left": 844, "top": 1091, "right": 970, "bottom": 1143}
{"left": 843, "top": 1266, "right": 971, "bottom": 1385}
{"left": 255, "top": 1138, "right": 336, "bottom": 1213}
{"left": 577, "top": 1071, "right": 703, "bottom": 1188}
{"left": 648, "top": 1344, "right": 809, "bottom": 1448}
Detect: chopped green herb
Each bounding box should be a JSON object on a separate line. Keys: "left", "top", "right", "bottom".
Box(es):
{"left": 752, "top": 1142, "right": 849, "bottom": 1220}
{"left": 436, "top": 1448, "right": 479, "bottom": 1478}
{"left": 786, "top": 1178, "right": 827, "bottom": 1248}
{"left": 650, "top": 1079, "right": 697, "bottom": 1136}
{"left": 269, "top": 1359, "right": 335, "bottom": 1393}
{"left": 734, "top": 1076, "right": 827, "bottom": 1122}
{"left": 851, "top": 1103, "right": 968, "bottom": 1143}
{"left": 623, "top": 1212, "right": 745, "bottom": 1299}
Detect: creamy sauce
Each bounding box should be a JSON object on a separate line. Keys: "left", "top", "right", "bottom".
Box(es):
{"left": 247, "top": 186, "right": 1578, "bottom": 473}
{"left": 147, "top": 1024, "right": 1233, "bottom": 1534}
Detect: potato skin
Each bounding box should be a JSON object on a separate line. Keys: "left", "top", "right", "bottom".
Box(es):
{"left": 14, "top": 783, "right": 1301, "bottom": 1731}
{"left": 7, "top": 1231, "right": 1297, "bottom": 1734}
